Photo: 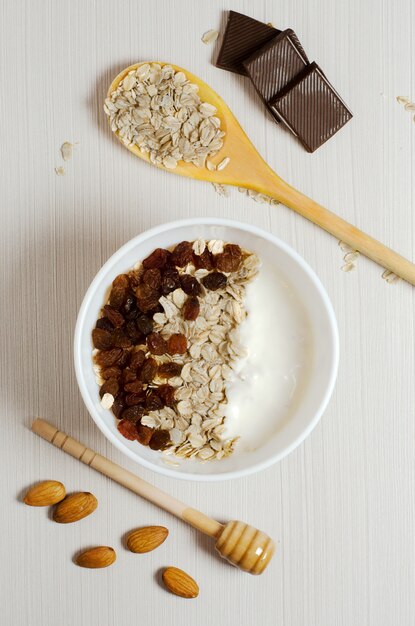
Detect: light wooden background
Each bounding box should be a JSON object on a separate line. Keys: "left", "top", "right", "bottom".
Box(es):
{"left": 1, "top": 0, "right": 414, "bottom": 624}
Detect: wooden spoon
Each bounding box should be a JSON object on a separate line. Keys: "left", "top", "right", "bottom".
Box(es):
{"left": 31, "top": 419, "right": 275, "bottom": 575}
{"left": 107, "top": 62, "right": 415, "bottom": 286}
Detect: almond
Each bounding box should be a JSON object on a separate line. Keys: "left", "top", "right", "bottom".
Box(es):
{"left": 23, "top": 480, "right": 66, "bottom": 506}
{"left": 126, "top": 526, "right": 169, "bottom": 553}
{"left": 53, "top": 492, "right": 98, "bottom": 523}
{"left": 162, "top": 566, "right": 199, "bottom": 598}
{"left": 75, "top": 546, "right": 116, "bottom": 569}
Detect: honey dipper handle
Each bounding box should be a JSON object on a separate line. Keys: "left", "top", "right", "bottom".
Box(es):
{"left": 31, "top": 419, "right": 223, "bottom": 537}
{"left": 258, "top": 171, "right": 415, "bottom": 285}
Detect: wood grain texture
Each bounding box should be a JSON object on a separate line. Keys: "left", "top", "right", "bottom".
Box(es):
{"left": 0, "top": 0, "right": 414, "bottom": 625}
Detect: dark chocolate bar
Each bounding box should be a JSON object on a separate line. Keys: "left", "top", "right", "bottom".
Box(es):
{"left": 269, "top": 62, "right": 353, "bottom": 152}
{"left": 243, "top": 29, "right": 309, "bottom": 123}
{"left": 216, "top": 10, "right": 281, "bottom": 76}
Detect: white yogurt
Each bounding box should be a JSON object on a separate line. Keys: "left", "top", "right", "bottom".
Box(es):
{"left": 223, "top": 262, "right": 312, "bottom": 451}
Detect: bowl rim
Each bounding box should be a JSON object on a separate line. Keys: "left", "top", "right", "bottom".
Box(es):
{"left": 74, "top": 217, "right": 339, "bottom": 481}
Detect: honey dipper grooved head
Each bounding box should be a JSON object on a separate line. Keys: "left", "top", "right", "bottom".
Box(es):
{"left": 215, "top": 521, "right": 275, "bottom": 575}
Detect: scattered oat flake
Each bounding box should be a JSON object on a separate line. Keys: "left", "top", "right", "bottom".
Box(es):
{"left": 344, "top": 251, "right": 360, "bottom": 263}
{"left": 341, "top": 262, "right": 356, "bottom": 272}
{"left": 217, "top": 156, "right": 230, "bottom": 171}
{"left": 61, "top": 142, "right": 73, "bottom": 161}
{"left": 338, "top": 240, "right": 353, "bottom": 252}
{"left": 211, "top": 182, "right": 230, "bottom": 197}
{"left": 162, "top": 458, "right": 181, "bottom": 467}
{"left": 387, "top": 274, "right": 400, "bottom": 284}
{"left": 382, "top": 269, "right": 400, "bottom": 284}
{"left": 54, "top": 166, "right": 65, "bottom": 176}
{"left": 201, "top": 29, "right": 219, "bottom": 45}
{"left": 192, "top": 239, "right": 206, "bottom": 255}
{"left": 396, "top": 96, "right": 411, "bottom": 105}
{"left": 207, "top": 239, "right": 224, "bottom": 254}
{"left": 236, "top": 186, "right": 279, "bottom": 205}
{"left": 101, "top": 393, "right": 114, "bottom": 409}
{"left": 206, "top": 160, "right": 216, "bottom": 171}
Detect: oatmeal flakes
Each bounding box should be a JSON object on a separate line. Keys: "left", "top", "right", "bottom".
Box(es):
{"left": 100, "top": 393, "right": 114, "bottom": 410}
{"left": 105, "top": 63, "right": 225, "bottom": 170}
{"left": 201, "top": 29, "right": 219, "bottom": 45}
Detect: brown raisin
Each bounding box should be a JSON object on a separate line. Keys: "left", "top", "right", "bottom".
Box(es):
{"left": 95, "top": 317, "right": 114, "bottom": 333}
{"left": 171, "top": 241, "right": 194, "bottom": 267}
{"left": 99, "top": 378, "right": 119, "bottom": 398}
{"left": 128, "top": 267, "right": 145, "bottom": 288}
{"left": 145, "top": 391, "right": 164, "bottom": 411}
{"left": 140, "top": 358, "right": 158, "bottom": 382}
{"left": 146, "top": 332, "right": 167, "bottom": 355}
{"left": 136, "top": 314, "right": 153, "bottom": 336}
{"left": 117, "top": 419, "right": 138, "bottom": 440}
{"left": 116, "top": 350, "right": 130, "bottom": 368}
{"left": 94, "top": 348, "right": 123, "bottom": 367}
{"left": 122, "top": 368, "right": 137, "bottom": 384}
{"left": 161, "top": 268, "right": 181, "bottom": 294}
{"left": 215, "top": 244, "right": 242, "bottom": 272}
{"left": 109, "top": 274, "right": 129, "bottom": 308}
{"left": 143, "top": 268, "right": 161, "bottom": 290}
{"left": 157, "top": 384, "right": 175, "bottom": 407}
{"left": 142, "top": 248, "right": 170, "bottom": 269}
{"left": 114, "top": 274, "right": 130, "bottom": 288}
{"left": 121, "top": 405, "right": 145, "bottom": 422}
{"left": 124, "top": 380, "right": 145, "bottom": 393}
{"left": 111, "top": 328, "right": 132, "bottom": 348}
{"left": 101, "top": 366, "right": 122, "bottom": 380}
{"left": 129, "top": 350, "right": 146, "bottom": 371}
{"left": 194, "top": 248, "right": 214, "bottom": 270}
{"left": 182, "top": 296, "right": 200, "bottom": 321}
{"left": 112, "top": 395, "right": 126, "bottom": 418}
{"left": 125, "top": 392, "right": 147, "bottom": 406}
{"left": 149, "top": 429, "right": 171, "bottom": 450}
{"left": 92, "top": 328, "right": 113, "bottom": 350}
{"left": 123, "top": 295, "right": 138, "bottom": 317}
{"left": 158, "top": 362, "right": 183, "bottom": 378}
{"left": 167, "top": 333, "right": 188, "bottom": 355}
{"left": 201, "top": 271, "right": 227, "bottom": 291}
{"left": 125, "top": 321, "right": 143, "bottom": 344}
{"left": 136, "top": 423, "right": 154, "bottom": 446}
{"left": 180, "top": 274, "right": 202, "bottom": 296}
{"left": 135, "top": 284, "right": 160, "bottom": 313}
{"left": 103, "top": 305, "right": 125, "bottom": 328}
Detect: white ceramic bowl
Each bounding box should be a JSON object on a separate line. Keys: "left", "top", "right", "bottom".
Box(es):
{"left": 74, "top": 218, "right": 339, "bottom": 481}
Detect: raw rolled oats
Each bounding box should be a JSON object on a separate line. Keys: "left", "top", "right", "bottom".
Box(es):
{"left": 201, "top": 29, "right": 219, "bottom": 45}
{"left": 104, "top": 63, "right": 225, "bottom": 170}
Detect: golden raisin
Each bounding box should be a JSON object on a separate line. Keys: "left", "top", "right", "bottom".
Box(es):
{"left": 182, "top": 296, "right": 200, "bottom": 320}
{"left": 167, "top": 333, "right": 188, "bottom": 355}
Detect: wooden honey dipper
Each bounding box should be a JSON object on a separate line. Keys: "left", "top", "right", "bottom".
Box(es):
{"left": 31, "top": 419, "right": 275, "bottom": 575}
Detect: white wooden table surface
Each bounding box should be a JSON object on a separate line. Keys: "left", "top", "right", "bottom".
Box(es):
{"left": 1, "top": 1, "right": 414, "bottom": 624}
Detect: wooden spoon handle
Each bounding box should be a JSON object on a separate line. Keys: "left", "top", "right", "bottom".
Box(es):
{"left": 31, "top": 418, "right": 223, "bottom": 538}
{"left": 258, "top": 173, "right": 415, "bottom": 285}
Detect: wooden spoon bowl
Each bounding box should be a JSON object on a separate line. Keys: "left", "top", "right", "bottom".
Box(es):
{"left": 107, "top": 62, "right": 415, "bottom": 285}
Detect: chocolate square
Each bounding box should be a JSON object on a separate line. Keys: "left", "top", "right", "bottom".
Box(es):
{"left": 216, "top": 10, "right": 281, "bottom": 76}
{"left": 269, "top": 62, "right": 353, "bottom": 152}
{"left": 243, "top": 29, "right": 309, "bottom": 123}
